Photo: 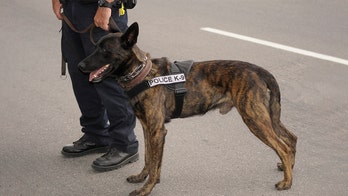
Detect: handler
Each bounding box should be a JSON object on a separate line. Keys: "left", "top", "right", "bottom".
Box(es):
{"left": 52, "top": 0, "right": 138, "bottom": 171}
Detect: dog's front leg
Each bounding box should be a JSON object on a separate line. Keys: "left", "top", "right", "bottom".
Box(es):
{"left": 127, "top": 120, "right": 151, "bottom": 183}
{"left": 129, "top": 123, "right": 167, "bottom": 196}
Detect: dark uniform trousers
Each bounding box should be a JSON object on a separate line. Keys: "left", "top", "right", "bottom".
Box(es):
{"left": 61, "top": 0, "right": 138, "bottom": 154}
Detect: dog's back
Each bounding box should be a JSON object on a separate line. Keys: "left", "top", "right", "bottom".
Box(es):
{"left": 177, "top": 60, "right": 278, "bottom": 118}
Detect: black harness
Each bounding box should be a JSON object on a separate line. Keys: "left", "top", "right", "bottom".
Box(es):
{"left": 126, "top": 60, "right": 193, "bottom": 118}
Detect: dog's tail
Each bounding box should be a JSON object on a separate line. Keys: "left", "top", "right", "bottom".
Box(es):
{"left": 263, "top": 71, "right": 282, "bottom": 132}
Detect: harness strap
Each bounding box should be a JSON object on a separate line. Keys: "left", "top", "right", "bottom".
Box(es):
{"left": 171, "top": 62, "right": 187, "bottom": 118}
{"left": 126, "top": 81, "right": 150, "bottom": 98}
{"left": 126, "top": 61, "right": 193, "bottom": 119}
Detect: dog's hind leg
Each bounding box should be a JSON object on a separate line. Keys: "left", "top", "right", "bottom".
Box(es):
{"left": 267, "top": 91, "right": 297, "bottom": 171}
{"left": 275, "top": 122, "right": 297, "bottom": 171}
{"left": 238, "top": 99, "right": 293, "bottom": 190}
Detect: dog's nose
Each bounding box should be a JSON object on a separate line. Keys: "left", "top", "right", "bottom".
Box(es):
{"left": 78, "top": 62, "right": 86, "bottom": 72}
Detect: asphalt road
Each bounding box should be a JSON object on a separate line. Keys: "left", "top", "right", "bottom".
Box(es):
{"left": 1, "top": 0, "right": 347, "bottom": 195}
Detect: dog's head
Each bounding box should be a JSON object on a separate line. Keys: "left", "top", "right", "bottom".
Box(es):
{"left": 78, "top": 22, "right": 141, "bottom": 82}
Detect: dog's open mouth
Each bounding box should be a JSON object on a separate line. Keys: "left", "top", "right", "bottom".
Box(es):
{"left": 89, "top": 64, "right": 113, "bottom": 83}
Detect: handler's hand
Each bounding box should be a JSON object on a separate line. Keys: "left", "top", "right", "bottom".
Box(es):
{"left": 94, "top": 7, "right": 112, "bottom": 31}
{"left": 52, "top": 0, "right": 62, "bottom": 20}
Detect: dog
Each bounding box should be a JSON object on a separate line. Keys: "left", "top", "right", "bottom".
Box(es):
{"left": 79, "top": 22, "right": 298, "bottom": 196}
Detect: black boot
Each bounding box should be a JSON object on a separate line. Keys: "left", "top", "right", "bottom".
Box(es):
{"left": 61, "top": 135, "right": 108, "bottom": 157}
{"left": 92, "top": 147, "right": 139, "bottom": 171}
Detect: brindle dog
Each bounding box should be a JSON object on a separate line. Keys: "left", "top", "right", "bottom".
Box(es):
{"left": 79, "top": 22, "right": 297, "bottom": 196}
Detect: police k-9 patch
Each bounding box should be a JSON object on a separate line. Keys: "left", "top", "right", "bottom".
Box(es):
{"left": 148, "top": 74, "right": 186, "bottom": 87}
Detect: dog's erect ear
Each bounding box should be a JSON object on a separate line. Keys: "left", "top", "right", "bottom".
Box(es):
{"left": 121, "top": 22, "right": 139, "bottom": 49}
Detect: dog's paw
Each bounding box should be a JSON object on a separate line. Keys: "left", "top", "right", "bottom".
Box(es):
{"left": 129, "top": 189, "right": 149, "bottom": 196}
{"left": 129, "top": 190, "right": 139, "bottom": 196}
{"left": 129, "top": 190, "right": 137, "bottom": 196}
{"left": 275, "top": 180, "right": 292, "bottom": 190}
{"left": 127, "top": 174, "right": 147, "bottom": 183}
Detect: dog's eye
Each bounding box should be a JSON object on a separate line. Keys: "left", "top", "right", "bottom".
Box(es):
{"left": 100, "top": 48, "right": 112, "bottom": 58}
{"left": 101, "top": 48, "right": 108, "bottom": 53}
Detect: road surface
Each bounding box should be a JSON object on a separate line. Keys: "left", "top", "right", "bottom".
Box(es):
{"left": 0, "top": 0, "right": 347, "bottom": 195}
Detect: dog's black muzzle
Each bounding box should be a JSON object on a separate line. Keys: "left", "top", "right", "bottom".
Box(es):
{"left": 78, "top": 61, "right": 89, "bottom": 73}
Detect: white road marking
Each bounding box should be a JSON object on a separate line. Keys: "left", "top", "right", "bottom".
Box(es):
{"left": 201, "top": 27, "right": 348, "bottom": 66}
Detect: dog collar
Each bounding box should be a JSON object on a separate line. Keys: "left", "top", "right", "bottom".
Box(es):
{"left": 121, "top": 56, "right": 153, "bottom": 89}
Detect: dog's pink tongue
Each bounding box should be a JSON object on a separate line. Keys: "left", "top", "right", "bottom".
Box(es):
{"left": 89, "top": 70, "right": 98, "bottom": 82}
{"left": 88, "top": 64, "right": 111, "bottom": 82}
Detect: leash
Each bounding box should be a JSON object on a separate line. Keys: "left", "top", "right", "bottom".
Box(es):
{"left": 60, "top": 12, "right": 120, "bottom": 78}
{"left": 61, "top": 12, "right": 98, "bottom": 45}
{"left": 60, "top": 12, "right": 96, "bottom": 78}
